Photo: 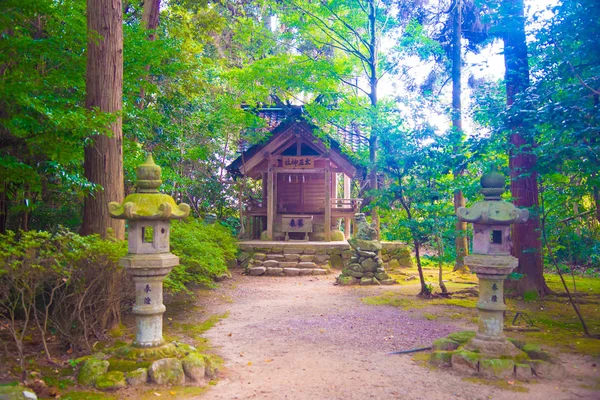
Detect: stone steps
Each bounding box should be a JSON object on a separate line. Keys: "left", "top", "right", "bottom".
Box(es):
{"left": 248, "top": 260, "right": 328, "bottom": 277}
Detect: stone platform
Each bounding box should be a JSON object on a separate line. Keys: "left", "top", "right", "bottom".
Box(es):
{"left": 237, "top": 241, "right": 412, "bottom": 277}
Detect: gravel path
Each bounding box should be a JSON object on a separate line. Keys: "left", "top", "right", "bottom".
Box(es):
{"left": 195, "top": 270, "right": 599, "bottom": 400}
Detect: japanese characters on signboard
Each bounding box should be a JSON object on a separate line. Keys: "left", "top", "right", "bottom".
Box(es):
{"left": 280, "top": 156, "right": 314, "bottom": 169}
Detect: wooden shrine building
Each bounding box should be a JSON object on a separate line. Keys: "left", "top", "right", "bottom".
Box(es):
{"left": 227, "top": 109, "right": 364, "bottom": 242}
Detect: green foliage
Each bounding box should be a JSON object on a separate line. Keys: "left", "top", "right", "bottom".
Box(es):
{"left": 167, "top": 219, "right": 237, "bottom": 293}
{"left": 0, "top": 229, "right": 127, "bottom": 357}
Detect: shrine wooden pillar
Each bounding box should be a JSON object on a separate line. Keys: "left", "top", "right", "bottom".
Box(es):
{"left": 324, "top": 165, "right": 331, "bottom": 242}
{"left": 344, "top": 174, "right": 352, "bottom": 239}
{"left": 267, "top": 167, "right": 274, "bottom": 240}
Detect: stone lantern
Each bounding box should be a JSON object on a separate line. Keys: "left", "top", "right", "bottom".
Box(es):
{"left": 109, "top": 155, "right": 190, "bottom": 350}
{"left": 457, "top": 171, "right": 528, "bottom": 356}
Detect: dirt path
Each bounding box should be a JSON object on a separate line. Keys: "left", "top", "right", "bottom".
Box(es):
{"left": 194, "top": 271, "right": 599, "bottom": 400}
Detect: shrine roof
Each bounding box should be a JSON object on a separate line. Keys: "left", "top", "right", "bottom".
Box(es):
{"left": 227, "top": 106, "right": 365, "bottom": 179}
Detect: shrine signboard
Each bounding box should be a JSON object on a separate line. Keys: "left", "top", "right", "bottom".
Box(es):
{"left": 280, "top": 156, "right": 314, "bottom": 169}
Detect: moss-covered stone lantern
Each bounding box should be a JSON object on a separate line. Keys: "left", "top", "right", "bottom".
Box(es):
{"left": 109, "top": 155, "right": 190, "bottom": 350}
{"left": 457, "top": 171, "right": 528, "bottom": 356}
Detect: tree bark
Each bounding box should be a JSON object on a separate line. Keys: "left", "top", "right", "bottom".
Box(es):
{"left": 503, "top": 0, "right": 549, "bottom": 296}
{"left": 451, "top": 0, "right": 469, "bottom": 271}
{"left": 81, "top": 0, "right": 125, "bottom": 240}
{"left": 367, "top": 0, "right": 380, "bottom": 239}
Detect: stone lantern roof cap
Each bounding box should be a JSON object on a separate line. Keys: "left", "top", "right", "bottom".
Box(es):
{"left": 109, "top": 155, "right": 190, "bottom": 220}
{"left": 456, "top": 171, "right": 529, "bottom": 225}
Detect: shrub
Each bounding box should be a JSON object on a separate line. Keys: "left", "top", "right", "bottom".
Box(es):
{"left": 0, "top": 229, "right": 127, "bottom": 377}
{"left": 168, "top": 218, "right": 237, "bottom": 293}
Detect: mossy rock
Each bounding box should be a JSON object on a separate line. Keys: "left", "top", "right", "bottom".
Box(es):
{"left": 95, "top": 371, "right": 126, "bottom": 391}
{"left": 432, "top": 338, "right": 460, "bottom": 351}
{"left": 149, "top": 358, "right": 185, "bottom": 385}
{"left": 78, "top": 357, "right": 110, "bottom": 386}
{"left": 429, "top": 351, "right": 452, "bottom": 367}
{"left": 260, "top": 230, "right": 270, "bottom": 241}
{"left": 125, "top": 368, "right": 148, "bottom": 386}
{"left": 202, "top": 354, "right": 222, "bottom": 379}
{"left": 451, "top": 350, "right": 480, "bottom": 373}
{"left": 114, "top": 343, "right": 183, "bottom": 361}
{"left": 387, "top": 259, "right": 400, "bottom": 270}
{"left": 182, "top": 353, "right": 206, "bottom": 382}
{"left": 522, "top": 344, "right": 552, "bottom": 361}
{"left": 331, "top": 230, "right": 345, "bottom": 241}
{"left": 348, "top": 238, "right": 382, "bottom": 252}
{"left": 337, "top": 275, "right": 359, "bottom": 285}
{"left": 329, "top": 253, "right": 344, "bottom": 269}
{"left": 479, "top": 358, "right": 515, "bottom": 379}
{"left": 447, "top": 331, "right": 476, "bottom": 344}
{"left": 0, "top": 384, "right": 38, "bottom": 400}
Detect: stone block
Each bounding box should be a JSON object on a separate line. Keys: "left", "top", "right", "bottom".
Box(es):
{"left": 284, "top": 254, "right": 300, "bottom": 262}
{"left": 298, "top": 261, "right": 317, "bottom": 269}
{"left": 303, "top": 248, "right": 317, "bottom": 255}
{"left": 450, "top": 350, "right": 479, "bottom": 373}
{"left": 248, "top": 267, "right": 266, "bottom": 276}
{"left": 149, "top": 358, "right": 185, "bottom": 385}
{"left": 283, "top": 247, "right": 304, "bottom": 255}
{"left": 364, "top": 272, "right": 374, "bottom": 277}
{"left": 429, "top": 351, "right": 452, "bottom": 367}
{"left": 329, "top": 254, "right": 344, "bottom": 269}
{"left": 262, "top": 260, "right": 279, "bottom": 268}
{"left": 479, "top": 359, "right": 515, "bottom": 379}
{"left": 182, "top": 353, "right": 206, "bottom": 382}
{"left": 279, "top": 262, "right": 298, "bottom": 268}
{"left": 375, "top": 272, "right": 389, "bottom": 281}
{"left": 357, "top": 250, "right": 377, "bottom": 258}
{"left": 266, "top": 254, "right": 285, "bottom": 261}
{"left": 341, "top": 250, "right": 353, "bottom": 260}
{"left": 360, "top": 277, "right": 374, "bottom": 285}
{"left": 96, "top": 371, "right": 126, "bottom": 390}
{"left": 266, "top": 267, "right": 284, "bottom": 276}
{"left": 381, "top": 279, "right": 396, "bottom": 285}
{"left": 284, "top": 268, "right": 301, "bottom": 276}
{"left": 299, "top": 269, "right": 313, "bottom": 276}
{"left": 348, "top": 238, "right": 382, "bottom": 252}
{"left": 361, "top": 258, "right": 378, "bottom": 272}
{"left": 342, "top": 268, "right": 363, "bottom": 278}
{"left": 312, "top": 269, "right": 327, "bottom": 275}
{"left": 432, "top": 338, "right": 460, "bottom": 351}
{"left": 514, "top": 363, "right": 532, "bottom": 380}
{"left": 254, "top": 253, "right": 267, "bottom": 261}
{"left": 348, "top": 264, "right": 363, "bottom": 272}
{"left": 315, "top": 255, "right": 329, "bottom": 263}
{"left": 237, "top": 252, "right": 251, "bottom": 262}
{"left": 126, "top": 368, "right": 148, "bottom": 386}
{"left": 299, "top": 254, "right": 315, "bottom": 262}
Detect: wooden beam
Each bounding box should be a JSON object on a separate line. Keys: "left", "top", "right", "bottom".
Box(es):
{"left": 239, "top": 129, "right": 295, "bottom": 174}
{"left": 267, "top": 169, "right": 274, "bottom": 240}
{"left": 344, "top": 174, "right": 351, "bottom": 199}
{"left": 324, "top": 166, "right": 331, "bottom": 242}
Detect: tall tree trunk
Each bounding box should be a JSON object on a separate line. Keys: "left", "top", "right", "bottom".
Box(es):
{"left": 137, "top": 0, "right": 161, "bottom": 109}
{"left": 451, "top": 0, "right": 468, "bottom": 271}
{"left": 81, "top": 0, "right": 125, "bottom": 240}
{"left": 367, "top": 0, "right": 380, "bottom": 238}
{"left": 503, "top": 0, "right": 549, "bottom": 296}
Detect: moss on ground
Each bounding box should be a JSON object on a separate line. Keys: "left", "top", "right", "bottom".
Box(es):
{"left": 61, "top": 391, "right": 117, "bottom": 400}
{"left": 139, "top": 386, "right": 208, "bottom": 399}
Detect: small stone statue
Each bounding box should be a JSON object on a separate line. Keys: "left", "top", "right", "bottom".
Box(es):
{"left": 355, "top": 213, "right": 377, "bottom": 240}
